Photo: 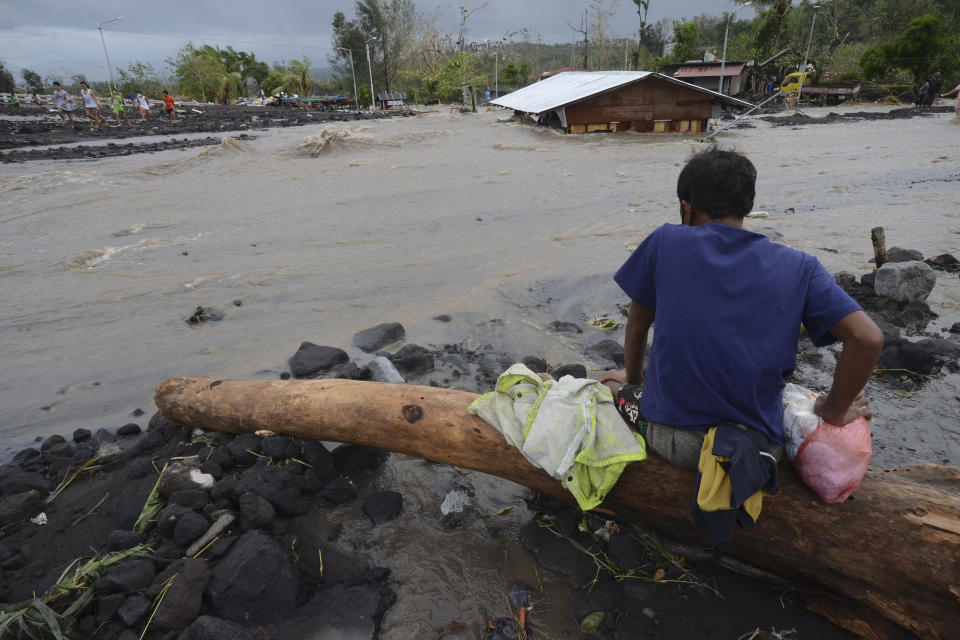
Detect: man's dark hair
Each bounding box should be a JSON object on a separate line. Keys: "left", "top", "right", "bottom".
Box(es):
{"left": 676, "top": 147, "right": 757, "bottom": 219}
{"left": 53, "top": 81, "right": 61, "bottom": 87}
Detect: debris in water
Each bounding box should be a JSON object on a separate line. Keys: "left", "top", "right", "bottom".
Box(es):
{"left": 186, "top": 306, "right": 225, "bottom": 325}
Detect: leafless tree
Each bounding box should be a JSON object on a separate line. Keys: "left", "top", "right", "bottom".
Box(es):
{"left": 589, "top": 0, "right": 620, "bottom": 68}
{"left": 567, "top": 10, "right": 589, "bottom": 68}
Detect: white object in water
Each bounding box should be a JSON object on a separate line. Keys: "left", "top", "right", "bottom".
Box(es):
{"left": 747, "top": 211, "right": 770, "bottom": 218}
{"left": 30, "top": 512, "right": 48, "bottom": 526}
{"left": 367, "top": 356, "right": 405, "bottom": 383}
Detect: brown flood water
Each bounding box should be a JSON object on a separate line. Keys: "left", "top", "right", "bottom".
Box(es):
{"left": 2, "top": 105, "right": 958, "bottom": 637}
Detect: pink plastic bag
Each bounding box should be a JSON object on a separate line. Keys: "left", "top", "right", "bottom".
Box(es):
{"left": 792, "top": 417, "right": 872, "bottom": 503}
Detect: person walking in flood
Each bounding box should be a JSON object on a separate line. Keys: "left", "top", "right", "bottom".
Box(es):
{"left": 111, "top": 88, "right": 129, "bottom": 126}
{"left": 79, "top": 82, "right": 106, "bottom": 130}
{"left": 161, "top": 90, "right": 176, "bottom": 121}
{"left": 943, "top": 80, "right": 960, "bottom": 118}
{"left": 925, "top": 72, "right": 943, "bottom": 108}
{"left": 52, "top": 81, "right": 76, "bottom": 129}
{"left": 137, "top": 92, "right": 150, "bottom": 120}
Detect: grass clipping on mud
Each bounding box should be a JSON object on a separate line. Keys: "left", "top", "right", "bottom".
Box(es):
{"left": 0, "top": 463, "right": 171, "bottom": 638}
{"left": 0, "top": 545, "right": 154, "bottom": 640}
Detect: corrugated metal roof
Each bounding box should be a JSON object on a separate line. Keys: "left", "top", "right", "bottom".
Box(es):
{"left": 674, "top": 63, "right": 746, "bottom": 78}
{"left": 491, "top": 71, "right": 752, "bottom": 113}
{"left": 492, "top": 71, "right": 651, "bottom": 113}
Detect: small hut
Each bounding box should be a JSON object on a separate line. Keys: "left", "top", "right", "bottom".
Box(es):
{"left": 491, "top": 71, "right": 752, "bottom": 134}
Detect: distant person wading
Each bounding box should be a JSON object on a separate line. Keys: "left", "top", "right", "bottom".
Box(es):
{"left": 52, "top": 81, "right": 75, "bottom": 129}
{"left": 79, "top": 82, "right": 106, "bottom": 130}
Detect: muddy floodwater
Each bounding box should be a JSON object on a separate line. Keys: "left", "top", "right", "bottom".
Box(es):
{"left": 2, "top": 104, "right": 959, "bottom": 637}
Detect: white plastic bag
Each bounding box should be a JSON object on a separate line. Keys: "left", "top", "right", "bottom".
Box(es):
{"left": 782, "top": 383, "right": 820, "bottom": 459}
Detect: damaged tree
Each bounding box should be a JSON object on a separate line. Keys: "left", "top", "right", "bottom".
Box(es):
{"left": 155, "top": 376, "right": 960, "bottom": 640}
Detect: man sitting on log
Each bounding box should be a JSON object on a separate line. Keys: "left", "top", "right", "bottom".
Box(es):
{"left": 599, "top": 148, "right": 883, "bottom": 471}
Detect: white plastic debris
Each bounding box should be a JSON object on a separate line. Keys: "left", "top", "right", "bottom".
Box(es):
{"left": 367, "top": 356, "right": 405, "bottom": 383}
{"left": 189, "top": 468, "right": 215, "bottom": 489}
{"left": 30, "top": 512, "right": 48, "bottom": 526}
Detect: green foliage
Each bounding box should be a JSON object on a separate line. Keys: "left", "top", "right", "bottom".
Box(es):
{"left": 115, "top": 61, "right": 165, "bottom": 97}
{"left": 0, "top": 60, "right": 14, "bottom": 93}
{"left": 859, "top": 43, "right": 895, "bottom": 80}
{"left": 21, "top": 68, "right": 43, "bottom": 92}
{"left": 501, "top": 61, "right": 518, "bottom": 86}
{"left": 357, "top": 84, "right": 372, "bottom": 108}
{"left": 332, "top": 0, "right": 415, "bottom": 94}
{"left": 671, "top": 19, "right": 699, "bottom": 62}
{"left": 167, "top": 43, "right": 225, "bottom": 101}
{"left": 859, "top": 12, "right": 956, "bottom": 84}
{"left": 408, "top": 52, "right": 480, "bottom": 103}
{"left": 167, "top": 43, "right": 272, "bottom": 102}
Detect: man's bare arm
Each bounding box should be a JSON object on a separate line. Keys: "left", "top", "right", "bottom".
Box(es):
{"left": 814, "top": 310, "right": 884, "bottom": 425}
{"left": 597, "top": 302, "right": 655, "bottom": 388}
{"left": 624, "top": 302, "right": 655, "bottom": 385}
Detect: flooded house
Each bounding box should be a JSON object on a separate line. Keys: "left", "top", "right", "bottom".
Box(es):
{"left": 491, "top": 70, "right": 752, "bottom": 134}
{"left": 661, "top": 60, "right": 752, "bottom": 97}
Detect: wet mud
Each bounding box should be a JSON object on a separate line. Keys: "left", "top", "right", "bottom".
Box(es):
{"left": 0, "top": 103, "right": 397, "bottom": 163}
{"left": 761, "top": 104, "right": 954, "bottom": 126}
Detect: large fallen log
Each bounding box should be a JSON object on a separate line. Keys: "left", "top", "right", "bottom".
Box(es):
{"left": 155, "top": 377, "right": 960, "bottom": 640}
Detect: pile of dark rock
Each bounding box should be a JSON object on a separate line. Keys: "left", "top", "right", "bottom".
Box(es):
{"left": 1, "top": 103, "right": 400, "bottom": 163}
{"left": 1, "top": 136, "right": 233, "bottom": 164}
{"left": 286, "top": 320, "right": 626, "bottom": 394}
{"left": 0, "top": 412, "right": 398, "bottom": 639}
{"left": 833, "top": 247, "right": 960, "bottom": 386}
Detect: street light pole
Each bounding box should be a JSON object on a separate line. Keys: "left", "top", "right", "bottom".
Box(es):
{"left": 796, "top": 3, "right": 819, "bottom": 108}
{"left": 719, "top": 2, "right": 749, "bottom": 95}
{"left": 493, "top": 51, "right": 498, "bottom": 99}
{"left": 98, "top": 17, "right": 125, "bottom": 91}
{"left": 365, "top": 37, "right": 377, "bottom": 113}
{"left": 338, "top": 47, "right": 359, "bottom": 113}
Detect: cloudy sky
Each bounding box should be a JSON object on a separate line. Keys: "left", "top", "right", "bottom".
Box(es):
{"left": 1, "top": 0, "right": 741, "bottom": 83}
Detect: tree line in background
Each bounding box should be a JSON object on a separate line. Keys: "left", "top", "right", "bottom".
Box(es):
{"left": 3, "top": 0, "right": 958, "bottom": 103}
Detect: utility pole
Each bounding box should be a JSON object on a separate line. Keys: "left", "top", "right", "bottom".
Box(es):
{"left": 719, "top": 2, "right": 750, "bottom": 95}
{"left": 796, "top": 3, "right": 819, "bottom": 109}
{"left": 338, "top": 47, "right": 359, "bottom": 113}
{"left": 98, "top": 16, "right": 124, "bottom": 91}
{"left": 365, "top": 37, "right": 377, "bottom": 112}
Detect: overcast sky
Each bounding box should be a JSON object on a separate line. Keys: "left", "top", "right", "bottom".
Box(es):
{"left": 1, "top": 0, "right": 742, "bottom": 83}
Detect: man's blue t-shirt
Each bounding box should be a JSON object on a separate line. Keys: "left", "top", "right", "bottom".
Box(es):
{"left": 614, "top": 223, "right": 861, "bottom": 444}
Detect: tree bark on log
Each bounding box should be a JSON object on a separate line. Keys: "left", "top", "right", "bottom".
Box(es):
{"left": 155, "top": 377, "right": 960, "bottom": 640}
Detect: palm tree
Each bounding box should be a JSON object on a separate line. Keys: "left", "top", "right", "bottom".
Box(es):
{"left": 739, "top": 0, "right": 792, "bottom": 54}
{"left": 285, "top": 58, "right": 314, "bottom": 97}
{"left": 217, "top": 71, "right": 244, "bottom": 104}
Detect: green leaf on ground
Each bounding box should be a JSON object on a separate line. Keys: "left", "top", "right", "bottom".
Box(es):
{"left": 580, "top": 611, "right": 605, "bottom": 633}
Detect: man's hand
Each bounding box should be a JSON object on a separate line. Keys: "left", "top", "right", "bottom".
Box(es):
{"left": 815, "top": 310, "right": 883, "bottom": 427}
{"left": 598, "top": 370, "right": 628, "bottom": 385}
{"left": 814, "top": 393, "right": 872, "bottom": 425}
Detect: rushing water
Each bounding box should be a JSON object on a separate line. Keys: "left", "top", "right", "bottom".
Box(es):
{"left": 2, "top": 105, "right": 959, "bottom": 636}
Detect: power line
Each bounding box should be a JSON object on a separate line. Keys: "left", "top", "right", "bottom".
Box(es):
{"left": 1, "top": 27, "right": 336, "bottom": 51}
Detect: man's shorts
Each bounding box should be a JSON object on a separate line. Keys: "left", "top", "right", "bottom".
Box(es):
{"left": 166, "top": 108, "right": 174, "bottom": 114}
{"left": 614, "top": 384, "right": 784, "bottom": 471}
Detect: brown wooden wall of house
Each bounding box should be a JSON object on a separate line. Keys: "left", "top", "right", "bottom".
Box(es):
{"left": 563, "top": 77, "right": 713, "bottom": 129}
